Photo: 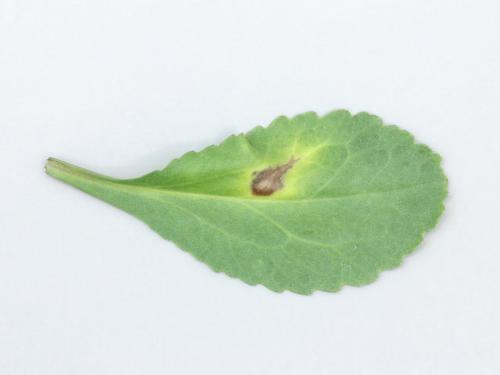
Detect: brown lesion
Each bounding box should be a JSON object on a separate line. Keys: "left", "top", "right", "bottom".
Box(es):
{"left": 251, "top": 157, "right": 299, "bottom": 196}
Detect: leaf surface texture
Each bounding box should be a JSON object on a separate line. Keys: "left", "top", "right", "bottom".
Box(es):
{"left": 46, "top": 110, "right": 447, "bottom": 294}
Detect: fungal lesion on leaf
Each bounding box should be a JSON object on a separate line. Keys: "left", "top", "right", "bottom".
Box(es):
{"left": 251, "top": 157, "right": 299, "bottom": 196}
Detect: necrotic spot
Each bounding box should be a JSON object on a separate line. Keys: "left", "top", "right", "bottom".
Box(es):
{"left": 251, "top": 157, "right": 299, "bottom": 196}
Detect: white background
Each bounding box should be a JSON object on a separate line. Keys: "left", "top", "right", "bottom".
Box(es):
{"left": 1, "top": 0, "right": 499, "bottom": 374}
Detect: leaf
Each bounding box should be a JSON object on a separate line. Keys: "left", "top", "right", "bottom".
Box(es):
{"left": 45, "top": 110, "right": 447, "bottom": 294}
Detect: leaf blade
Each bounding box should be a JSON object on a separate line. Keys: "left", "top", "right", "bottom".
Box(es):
{"left": 46, "top": 110, "right": 447, "bottom": 294}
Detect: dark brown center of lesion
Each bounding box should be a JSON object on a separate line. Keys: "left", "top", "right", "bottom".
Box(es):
{"left": 251, "top": 157, "right": 299, "bottom": 196}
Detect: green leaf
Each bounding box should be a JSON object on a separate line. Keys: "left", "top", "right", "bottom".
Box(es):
{"left": 45, "top": 110, "right": 447, "bottom": 294}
